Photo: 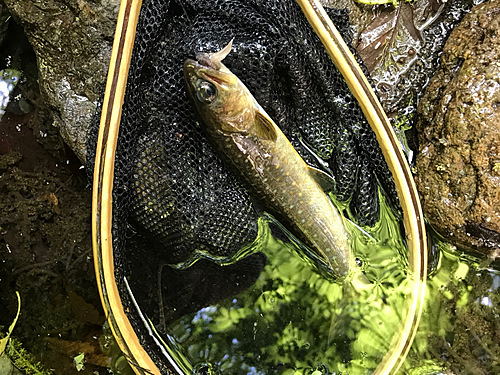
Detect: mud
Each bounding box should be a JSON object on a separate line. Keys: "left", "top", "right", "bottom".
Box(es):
{"left": 0, "top": 20, "right": 108, "bottom": 375}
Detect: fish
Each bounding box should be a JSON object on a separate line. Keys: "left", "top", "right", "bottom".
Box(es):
{"left": 183, "top": 40, "right": 353, "bottom": 278}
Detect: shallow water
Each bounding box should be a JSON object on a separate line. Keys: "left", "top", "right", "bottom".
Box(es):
{"left": 405, "top": 241, "right": 500, "bottom": 374}
{"left": 144, "top": 194, "right": 500, "bottom": 374}
{"left": 145, "top": 195, "right": 450, "bottom": 375}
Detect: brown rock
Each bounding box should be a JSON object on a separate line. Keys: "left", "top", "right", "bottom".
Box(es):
{"left": 415, "top": 0, "right": 500, "bottom": 255}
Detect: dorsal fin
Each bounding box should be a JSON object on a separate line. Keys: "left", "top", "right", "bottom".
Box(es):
{"left": 255, "top": 110, "right": 278, "bottom": 142}
{"left": 196, "top": 39, "right": 234, "bottom": 70}
{"left": 307, "top": 165, "right": 336, "bottom": 192}
{"left": 209, "top": 38, "right": 233, "bottom": 68}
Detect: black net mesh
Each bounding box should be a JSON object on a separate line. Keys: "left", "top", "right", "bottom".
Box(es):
{"left": 86, "top": 0, "right": 401, "bottom": 370}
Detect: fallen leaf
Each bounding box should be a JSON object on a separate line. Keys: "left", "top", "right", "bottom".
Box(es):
{"left": 357, "top": 0, "right": 445, "bottom": 107}
{"left": 358, "top": 2, "right": 422, "bottom": 75}
{"left": 73, "top": 352, "right": 85, "bottom": 371}
{"left": 0, "top": 353, "right": 21, "bottom": 375}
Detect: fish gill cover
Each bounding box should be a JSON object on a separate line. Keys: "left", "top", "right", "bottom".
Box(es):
{"left": 86, "top": 0, "right": 401, "bottom": 369}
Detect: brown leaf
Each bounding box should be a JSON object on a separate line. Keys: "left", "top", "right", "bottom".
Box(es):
{"left": 358, "top": 2, "right": 422, "bottom": 73}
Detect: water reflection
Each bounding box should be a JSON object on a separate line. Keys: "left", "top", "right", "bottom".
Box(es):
{"left": 122, "top": 190, "right": 499, "bottom": 374}
{"left": 148, "top": 195, "right": 411, "bottom": 374}
{"left": 407, "top": 240, "right": 500, "bottom": 373}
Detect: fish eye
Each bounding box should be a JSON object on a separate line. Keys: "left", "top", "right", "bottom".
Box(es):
{"left": 196, "top": 80, "right": 217, "bottom": 103}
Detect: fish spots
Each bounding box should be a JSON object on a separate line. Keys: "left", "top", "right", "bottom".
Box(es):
{"left": 289, "top": 205, "right": 294, "bottom": 209}
{"left": 289, "top": 191, "right": 294, "bottom": 195}
{"left": 291, "top": 181, "right": 297, "bottom": 186}
{"left": 275, "top": 164, "right": 280, "bottom": 170}
{"left": 286, "top": 171, "right": 290, "bottom": 176}
{"left": 298, "top": 210, "right": 303, "bottom": 214}
{"left": 298, "top": 192, "right": 303, "bottom": 197}
{"left": 276, "top": 177, "right": 281, "bottom": 182}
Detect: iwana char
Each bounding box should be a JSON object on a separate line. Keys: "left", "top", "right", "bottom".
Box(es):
{"left": 183, "top": 40, "right": 353, "bottom": 278}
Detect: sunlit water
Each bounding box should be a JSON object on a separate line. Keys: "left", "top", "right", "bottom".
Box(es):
{"left": 144, "top": 194, "right": 429, "bottom": 374}
{"left": 121, "top": 184, "right": 500, "bottom": 375}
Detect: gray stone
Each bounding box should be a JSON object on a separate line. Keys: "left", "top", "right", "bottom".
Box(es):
{"left": 4, "top": 0, "right": 119, "bottom": 163}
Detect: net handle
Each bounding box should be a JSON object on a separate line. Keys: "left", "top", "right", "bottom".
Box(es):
{"left": 295, "top": 1, "right": 427, "bottom": 374}
{"left": 91, "top": 0, "right": 161, "bottom": 374}
{"left": 93, "top": 0, "right": 427, "bottom": 374}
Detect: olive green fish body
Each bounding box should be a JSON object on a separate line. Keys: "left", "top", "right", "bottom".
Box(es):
{"left": 184, "top": 43, "right": 352, "bottom": 277}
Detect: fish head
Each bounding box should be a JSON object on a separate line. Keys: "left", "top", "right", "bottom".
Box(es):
{"left": 183, "top": 46, "right": 256, "bottom": 137}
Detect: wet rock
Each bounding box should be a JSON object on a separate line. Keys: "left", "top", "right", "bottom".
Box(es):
{"left": 415, "top": 0, "right": 500, "bottom": 255}
{"left": 3, "top": 0, "right": 119, "bottom": 163}
{"left": 356, "top": 0, "right": 474, "bottom": 143}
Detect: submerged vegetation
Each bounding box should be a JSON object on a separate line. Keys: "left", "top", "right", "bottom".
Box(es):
{"left": 3, "top": 338, "right": 53, "bottom": 375}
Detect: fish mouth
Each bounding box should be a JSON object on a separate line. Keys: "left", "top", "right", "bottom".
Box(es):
{"left": 183, "top": 59, "right": 200, "bottom": 82}
{"left": 183, "top": 58, "right": 236, "bottom": 86}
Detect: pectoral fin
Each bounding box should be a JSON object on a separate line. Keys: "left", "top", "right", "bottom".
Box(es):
{"left": 307, "top": 166, "right": 336, "bottom": 193}
{"left": 255, "top": 110, "right": 278, "bottom": 142}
